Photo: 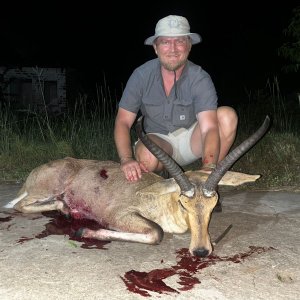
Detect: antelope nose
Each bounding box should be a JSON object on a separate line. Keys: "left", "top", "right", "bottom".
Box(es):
{"left": 193, "top": 248, "right": 209, "bottom": 257}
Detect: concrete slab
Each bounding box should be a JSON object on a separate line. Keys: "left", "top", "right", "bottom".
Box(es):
{"left": 0, "top": 183, "right": 299, "bottom": 300}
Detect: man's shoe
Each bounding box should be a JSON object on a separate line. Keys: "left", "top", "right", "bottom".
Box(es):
{"left": 213, "top": 198, "right": 222, "bottom": 213}
{"left": 157, "top": 169, "right": 170, "bottom": 179}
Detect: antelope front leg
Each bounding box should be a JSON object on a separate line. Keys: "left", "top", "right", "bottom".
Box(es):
{"left": 78, "top": 213, "right": 164, "bottom": 245}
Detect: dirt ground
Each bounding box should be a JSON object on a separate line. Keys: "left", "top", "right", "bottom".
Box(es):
{"left": 0, "top": 183, "right": 299, "bottom": 300}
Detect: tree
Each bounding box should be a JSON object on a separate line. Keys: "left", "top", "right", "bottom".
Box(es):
{"left": 278, "top": 6, "right": 300, "bottom": 72}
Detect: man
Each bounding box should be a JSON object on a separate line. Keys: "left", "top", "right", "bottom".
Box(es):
{"left": 114, "top": 15, "right": 238, "bottom": 183}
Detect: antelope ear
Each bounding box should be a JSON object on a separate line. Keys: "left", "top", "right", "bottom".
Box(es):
{"left": 136, "top": 178, "right": 180, "bottom": 197}
{"left": 218, "top": 171, "right": 260, "bottom": 186}
{"left": 185, "top": 170, "right": 260, "bottom": 186}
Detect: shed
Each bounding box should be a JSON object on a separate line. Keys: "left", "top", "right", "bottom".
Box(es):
{"left": 0, "top": 66, "right": 66, "bottom": 115}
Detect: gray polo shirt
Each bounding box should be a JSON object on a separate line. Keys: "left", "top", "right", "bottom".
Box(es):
{"left": 119, "top": 58, "right": 218, "bottom": 134}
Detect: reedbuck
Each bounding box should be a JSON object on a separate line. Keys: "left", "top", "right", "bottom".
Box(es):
{"left": 4, "top": 116, "right": 270, "bottom": 257}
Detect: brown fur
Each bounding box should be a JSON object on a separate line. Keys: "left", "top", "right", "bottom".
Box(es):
{"left": 6, "top": 157, "right": 260, "bottom": 256}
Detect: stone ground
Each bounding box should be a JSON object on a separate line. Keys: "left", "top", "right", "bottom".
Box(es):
{"left": 0, "top": 182, "right": 299, "bottom": 300}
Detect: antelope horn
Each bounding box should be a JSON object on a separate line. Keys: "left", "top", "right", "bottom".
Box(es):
{"left": 202, "top": 115, "right": 271, "bottom": 197}
{"left": 135, "top": 116, "right": 195, "bottom": 197}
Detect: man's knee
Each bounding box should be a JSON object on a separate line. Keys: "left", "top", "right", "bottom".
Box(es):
{"left": 135, "top": 141, "right": 159, "bottom": 171}
{"left": 217, "top": 106, "right": 238, "bottom": 130}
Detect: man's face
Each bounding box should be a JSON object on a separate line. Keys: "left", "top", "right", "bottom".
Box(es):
{"left": 154, "top": 36, "right": 192, "bottom": 71}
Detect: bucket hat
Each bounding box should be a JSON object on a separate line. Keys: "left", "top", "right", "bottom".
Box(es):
{"left": 144, "top": 15, "right": 202, "bottom": 45}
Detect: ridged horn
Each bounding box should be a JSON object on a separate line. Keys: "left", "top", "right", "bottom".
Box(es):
{"left": 202, "top": 115, "right": 271, "bottom": 197}
{"left": 135, "top": 116, "right": 195, "bottom": 197}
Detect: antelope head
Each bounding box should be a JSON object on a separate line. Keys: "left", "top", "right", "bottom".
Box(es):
{"left": 136, "top": 115, "right": 270, "bottom": 256}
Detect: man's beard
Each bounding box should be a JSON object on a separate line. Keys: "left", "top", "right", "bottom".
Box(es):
{"left": 160, "top": 59, "right": 187, "bottom": 71}
{"left": 159, "top": 53, "right": 189, "bottom": 71}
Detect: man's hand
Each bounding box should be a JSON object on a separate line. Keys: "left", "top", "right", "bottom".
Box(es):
{"left": 120, "top": 158, "right": 148, "bottom": 182}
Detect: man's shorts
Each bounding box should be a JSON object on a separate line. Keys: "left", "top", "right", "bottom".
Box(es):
{"left": 135, "top": 122, "right": 199, "bottom": 166}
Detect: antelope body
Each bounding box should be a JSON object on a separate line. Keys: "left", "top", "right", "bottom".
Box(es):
{"left": 4, "top": 116, "right": 270, "bottom": 257}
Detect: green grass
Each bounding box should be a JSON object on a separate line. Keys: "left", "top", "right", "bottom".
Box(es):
{"left": 0, "top": 94, "right": 119, "bottom": 181}
{"left": 226, "top": 78, "right": 300, "bottom": 190}
{"left": 0, "top": 79, "right": 299, "bottom": 190}
{"left": 230, "top": 131, "right": 300, "bottom": 190}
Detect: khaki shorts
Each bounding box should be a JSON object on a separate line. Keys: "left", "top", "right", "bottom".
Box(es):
{"left": 135, "top": 122, "right": 199, "bottom": 166}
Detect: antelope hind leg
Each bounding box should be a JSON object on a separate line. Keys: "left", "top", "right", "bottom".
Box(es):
{"left": 12, "top": 194, "right": 69, "bottom": 215}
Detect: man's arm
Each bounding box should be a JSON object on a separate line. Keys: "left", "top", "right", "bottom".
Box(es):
{"left": 197, "top": 110, "right": 220, "bottom": 171}
{"left": 114, "top": 108, "right": 136, "bottom": 162}
{"left": 114, "top": 108, "right": 148, "bottom": 181}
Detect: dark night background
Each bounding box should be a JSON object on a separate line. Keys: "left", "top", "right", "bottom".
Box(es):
{"left": 0, "top": 1, "right": 299, "bottom": 106}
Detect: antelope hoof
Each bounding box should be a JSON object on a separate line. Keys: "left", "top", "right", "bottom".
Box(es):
{"left": 63, "top": 213, "right": 71, "bottom": 219}
{"left": 75, "top": 228, "right": 84, "bottom": 238}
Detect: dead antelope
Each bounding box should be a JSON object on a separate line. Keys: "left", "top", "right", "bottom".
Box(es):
{"left": 4, "top": 116, "right": 270, "bottom": 257}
